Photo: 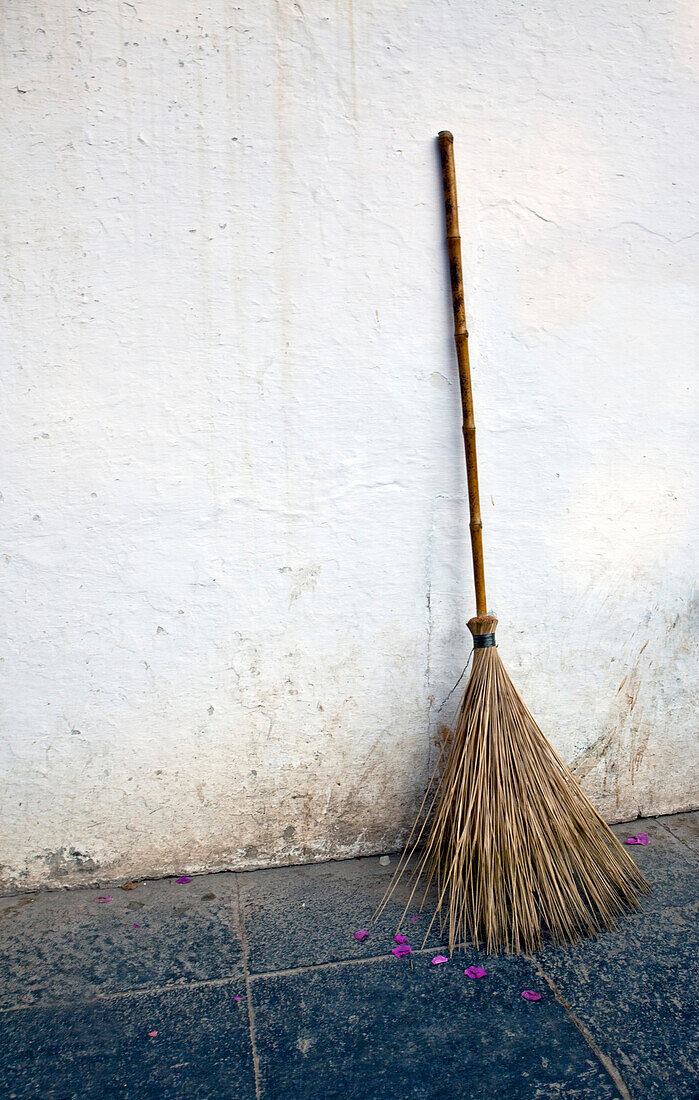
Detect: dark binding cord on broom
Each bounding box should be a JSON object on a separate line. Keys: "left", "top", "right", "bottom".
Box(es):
{"left": 374, "top": 134, "right": 650, "bottom": 955}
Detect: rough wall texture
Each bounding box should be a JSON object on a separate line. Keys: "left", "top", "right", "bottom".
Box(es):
{"left": 1, "top": 0, "right": 697, "bottom": 893}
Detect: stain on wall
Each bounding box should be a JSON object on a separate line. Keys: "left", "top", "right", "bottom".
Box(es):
{"left": 0, "top": 0, "right": 697, "bottom": 892}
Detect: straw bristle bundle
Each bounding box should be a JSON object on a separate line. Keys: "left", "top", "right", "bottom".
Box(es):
{"left": 377, "top": 616, "right": 650, "bottom": 954}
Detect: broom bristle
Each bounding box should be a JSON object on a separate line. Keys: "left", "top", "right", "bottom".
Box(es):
{"left": 376, "top": 615, "right": 650, "bottom": 954}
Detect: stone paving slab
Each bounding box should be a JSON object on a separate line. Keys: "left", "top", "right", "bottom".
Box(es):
{"left": 658, "top": 811, "right": 699, "bottom": 857}
{"left": 0, "top": 982, "right": 255, "bottom": 1100}
{"left": 0, "top": 873, "right": 242, "bottom": 1009}
{"left": 535, "top": 900, "right": 699, "bottom": 1100}
{"left": 238, "top": 853, "right": 446, "bottom": 974}
{"left": 609, "top": 818, "right": 699, "bottom": 913}
{"left": 249, "top": 951, "right": 623, "bottom": 1099}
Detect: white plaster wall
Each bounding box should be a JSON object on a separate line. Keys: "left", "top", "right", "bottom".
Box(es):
{"left": 1, "top": 0, "right": 697, "bottom": 892}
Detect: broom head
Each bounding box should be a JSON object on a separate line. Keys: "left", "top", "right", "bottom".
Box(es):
{"left": 378, "top": 615, "right": 650, "bottom": 953}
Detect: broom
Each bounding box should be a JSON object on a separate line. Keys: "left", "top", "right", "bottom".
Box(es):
{"left": 376, "top": 132, "right": 650, "bottom": 954}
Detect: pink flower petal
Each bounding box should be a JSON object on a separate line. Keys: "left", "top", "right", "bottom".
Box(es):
{"left": 409, "top": 916, "right": 419, "bottom": 922}
{"left": 464, "top": 965, "right": 487, "bottom": 979}
{"left": 394, "top": 934, "right": 408, "bottom": 944}
{"left": 521, "top": 990, "right": 542, "bottom": 1001}
{"left": 176, "top": 876, "right": 193, "bottom": 884}
{"left": 133, "top": 923, "right": 141, "bottom": 929}
{"left": 354, "top": 930, "right": 370, "bottom": 941}
{"left": 148, "top": 1031, "right": 158, "bottom": 1037}
{"left": 233, "top": 996, "right": 242, "bottom": 1003}
{"left": 431, "top": 955, "right": 449, "bottom": 965}
{"left": 392, "top": 944, "right": 412, "bottom": 958}
{"left": 625, "top": 833, "right": 650, "bottom": 845}
{"left": 94, "top": 896, "right": 112, "bottom": 903}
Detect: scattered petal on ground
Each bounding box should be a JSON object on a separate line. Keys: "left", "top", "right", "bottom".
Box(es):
{"left": 521, "top": 990, "right": 542, "bottom": 1001}
{"left": 148, "top": 1031, "right": 158, "bottom": 1038}
{"left": 233, "top": 996, "right": 242, "bottom": 1003}
{"left": 392, "top": 944, "right": 412, "bottom": 958}
{"left": 394, "top": 934, "right": 408, "bottom": 944}
{"left": 464, "top": 966, "right": 487, "bottom": 979}
{"left": 431, "top": 955, "right": 448, "bottom": 965}
{"left": 625, "top": 833, "right": 650, "bottom": 845}
{"left": 133, "top": 923, "right": 141, "bottom": 929}
{"left": 94, "top": 896, "right": 112, "bottom": 904}
{"left": 409, "top": 916, "right": 419, "bottom": 922}
{"left": 176, "top": 876, "right": 193, "bottom": 884}
{"left": 353, "top": 930, "right": 369, "bottom": 941}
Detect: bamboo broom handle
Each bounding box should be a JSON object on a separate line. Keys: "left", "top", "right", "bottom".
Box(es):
{"left": 438, "top": 131, "right": 487, "bottom": 617}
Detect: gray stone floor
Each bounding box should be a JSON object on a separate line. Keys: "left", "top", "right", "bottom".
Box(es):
{"left": 1, "top": 812, "right": 697, "bottom": 1099}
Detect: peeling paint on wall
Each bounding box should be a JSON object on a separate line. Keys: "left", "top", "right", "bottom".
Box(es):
{"left": 0, "top": 0, "right": 697, "bottom": 893}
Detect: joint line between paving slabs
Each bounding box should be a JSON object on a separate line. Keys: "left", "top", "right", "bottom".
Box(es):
{"left": 0, "top": 948, "right": 454, "bottom": 1014}
{"left": 235, "top": 875, "right": 263, "bottom": 1100}
{"left": 246, "top": 943, "right": 469, "bottom": 983}
{"left": 526, "top": 956, "right": 632, "bottom": 1100}
{"left": 653, "top": 817, "right": 699, "bottom": 865}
